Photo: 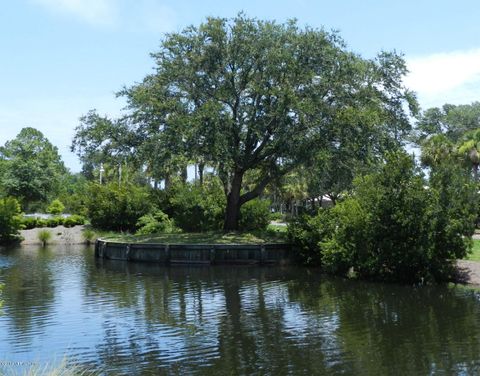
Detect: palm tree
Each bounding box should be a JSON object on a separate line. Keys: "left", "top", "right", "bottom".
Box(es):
{"left": 458, "top": 129, "right": 480, "bottom": 181}
{"left": 420, "top": 134, "right": 456, "bottom": 168}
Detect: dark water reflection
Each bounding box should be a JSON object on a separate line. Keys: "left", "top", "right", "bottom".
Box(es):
{"left": 1, "top": 246, "right": 480, "bottom": 375}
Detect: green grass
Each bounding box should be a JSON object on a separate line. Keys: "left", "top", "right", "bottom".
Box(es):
{"left": 466, "top": 239, "right": 480, "bottom": 261}
{"left": 101, "top": 230, "right": 287, "bottom": 245}
{"left": 37, "top": 229, "right": 52, "bottom": 246}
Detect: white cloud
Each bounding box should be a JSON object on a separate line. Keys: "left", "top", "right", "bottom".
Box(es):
{"left": 405, "top": 49, "right": 480, "bottom": 108}
{"left": 126, "top": 0, "right": 177, "bottom": 33}
{"left": 32, "top": 0, "right": 117, "bottom": 26}
{"left": 32, "top": 0, "right": 177, "bottom": 31}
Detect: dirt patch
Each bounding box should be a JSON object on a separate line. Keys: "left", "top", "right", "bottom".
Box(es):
{"left": 20, "top": 225, "right": 86, "bottom": 245}
{"left": 455, "top": 260, "right": 480, "bottom": 286}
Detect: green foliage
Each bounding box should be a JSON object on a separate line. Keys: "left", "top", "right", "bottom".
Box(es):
{"left": 21, "top": 215, "right": 85, "bottom": 229}
{"left": 415, "top": 102, "right": 480, "bottom": 143}
{"left": 166, "top": 180, "right": 225, "bottom": 232}
{"left": 74, "top": 14, "right": 417, "bottom": 230}
{"left": 289, "top": 152, "right": 478, "bottom": 283}
{"left": 63, "top": 215, "right": 86, "bottom": 227}
{"left": 239, "top": 199, "right": 271, "bottom": 231}
{"left": 36, "top": 218, "right": 48, "bottom": 228}
{"left": 37, "top": 229, "right": 52, "bottom": 246}
{"left": 427, "top": 163, "right": 478, "bottom": 278}
{"left": 0, "top": 197, "right": 23, "bottom": 243}
{"left": 269, "top": 212, "right": 284, "bottom": 221}
{"left": 85, "top": 182, "right": 152, "bottom": 232}
{"left": 47, "top": 199, "right": 65, "bottom": 215}
{"left": 287, "top": 212, "right": 329, "bottom": 266}
{"left": 46, "top": 216, "right": 62, "bottom": 227}
{"left": 136, "top": 210, "right": 178, "bottom": 235}
{"left": 82, "top": 228, "right": 97, "bottom": 245}
{"left": 0, "top": 127, "right": 67, "bottom": 210}
{"left": 20, "top": 216, "right": 39, "bottom": 230}
{"left": 57, "top": 173, "right": 89, "bottom": 216}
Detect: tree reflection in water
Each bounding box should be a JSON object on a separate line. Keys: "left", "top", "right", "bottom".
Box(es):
{"left": 1, "top": 246, "right": 480, "bottom": 375}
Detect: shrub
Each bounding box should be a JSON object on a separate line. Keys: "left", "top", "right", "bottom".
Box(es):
{"left": 427, "top": 162, "right": 478, "bottom": 278}
{"left": 38, "top": 229, "right": 52, "bottom": 246}
{"left": 85, "top": 182, "right": 152, "bottom": 232}
{"left": 63, "top": 215, "right": 86, "bottom": 227}
{"left": 239, "top": 199, "right": 271, "bottom": 231}
{"left": 289, "top": 152, "right": 478, "bottom": 283}
{"left": 21, "top": 216, "right": 38, "bottom": 230}
{"left": 136, "top": 210, "right": 178, "bottom": 235}
{"left": 46, "top": 216, "right": 63, "bottom": 227}
{"left": 167, "top": 179, "right": 225, "bottom": 232}
{"left": 59, "top": 192, "right": 89, "bottom": 216}
{"left": 82, "top": 228, "right": 97, "bottom": 245}
{"left": 36, "top": 218, "right": 48, "bottom": 228}
{"left": 0, "top": 197, "right": 23, "bottom": 243}
{"left": 269, "top": 211, "right": 284, "bottom": 221}
{"left": 47, "top": 199, "right": 65, "bottom": 215}
{"left": 287, "top": 209, "right": 336, "bottom": 266}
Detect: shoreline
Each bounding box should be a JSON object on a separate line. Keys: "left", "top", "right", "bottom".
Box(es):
{"left": 14, "top": 226, "right": 480, "bottom": 286}
{"left": 20, "top": 225, "right": 86, "bottom": 245}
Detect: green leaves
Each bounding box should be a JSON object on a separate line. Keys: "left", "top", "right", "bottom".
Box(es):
{"left": 0, "top": 197, "right": 23, "bottom": 243}
{"left": 290, "top": 152, "right": 478, "bottom": 283}
{"left": 74, "top": 14, "right": 417, "bottom": 230}
{"left": 0, "top": 128, "right": 66, "bottom": 211}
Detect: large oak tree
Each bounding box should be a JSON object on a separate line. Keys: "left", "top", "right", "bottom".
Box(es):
{"left": 73, "top": 15, "right": 417, "bottom": 231}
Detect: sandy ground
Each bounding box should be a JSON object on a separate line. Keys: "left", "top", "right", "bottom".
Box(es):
{"left": 455, "top": 260, "right": 480, "bottom": 286}
{"left": 20, "top": 225, "right": 87, "bottom": 245}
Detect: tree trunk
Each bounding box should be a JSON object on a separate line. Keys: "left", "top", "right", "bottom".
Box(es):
{"left": 164, "top": 174, "right": 171, "bottom": 190}
{"left": 198, "top": 162, "right": 205, "bottom": 186}
{"left": 223, "top": 170, "right": 243, "bottom": 232}
{"left": 181, "top": 167, "right": 188, "bottom": 183}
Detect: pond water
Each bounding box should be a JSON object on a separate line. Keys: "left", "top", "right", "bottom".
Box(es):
{"left": 1, "top": 245, "right": 480, "bottom": 375}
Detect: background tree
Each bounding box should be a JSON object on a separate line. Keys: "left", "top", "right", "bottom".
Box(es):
{"left": 458, "top": 129, "right": 480, "bottom": 181}
{"left": 415, "top": 102, "right": 480, "bottom": 143}
{"left": 0, "top": 128, "right": 67, "bottom": 211}
{"left": 419, "top": 134, "right": 457, "bottom": 169}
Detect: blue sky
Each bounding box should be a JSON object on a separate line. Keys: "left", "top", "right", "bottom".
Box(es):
{"left": 2, "top": 0, "right": 480, "bottom": 171}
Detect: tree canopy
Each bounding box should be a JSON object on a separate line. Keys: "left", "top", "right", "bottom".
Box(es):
{"left": 72, "top": 15, "right": 418, "bottom": 230}
{"left": 415, "top": 102, "right": 480, "bottom": 143}
{"left": 0, "top": 127, "right": 67, "bottom": 210}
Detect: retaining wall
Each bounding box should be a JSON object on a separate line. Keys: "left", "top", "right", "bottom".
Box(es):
{"left": 94, "top": 239, "right": 292, "bottom": 265}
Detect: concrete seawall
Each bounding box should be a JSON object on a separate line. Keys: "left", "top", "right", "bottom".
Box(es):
{"left": 95, "top": 239, "right": 292, "bottom": 265}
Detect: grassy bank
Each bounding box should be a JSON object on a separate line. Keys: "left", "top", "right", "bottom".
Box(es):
{"left": 101, "top": 228, "right": 286, "bottom": 245}
{"left": 465, "top": 239, "right": 480, "bottom": 261}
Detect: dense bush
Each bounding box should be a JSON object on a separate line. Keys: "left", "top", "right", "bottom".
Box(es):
{"left": 58, "top": 192, "right": 89, "bottom": 216}
{"left": 166, "top": 179, "right": 225, "bottom": 232}
{"left": 287, "top": 210, "right": 336, "bottom": 266}
{"left": 0, "top": 197, "right": 23, "bottom": 243}
{"left": 269, "top": 211, "right": 284, "bottom": 221}
{"left": 136, "top": 210, "right": 178, "bottom": 235}
{"left": 47, "top": 199, "right": 65, "bottom": 215}
{"left": 239, "top": 199, "right": 271, "bottom": 231}
{"left": 288, "top": 152, "right": 478, "bottom": 283}
{"left": 427, "top": 163, "right": 478, "bottom": 278}
{"left": 63, "top": 215, "right": 86, "bottom": 227}
{"left": 21, "top": 216, "right": 40, "bottom": 229}
{"left": 21, "top": 215, "right": 86, "bottom": 229}
{"left": 46, "top": 216, "right": 63, "bottom": 227}
{"left": 85, "top": 182, "right": 152, "bottom": 232}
